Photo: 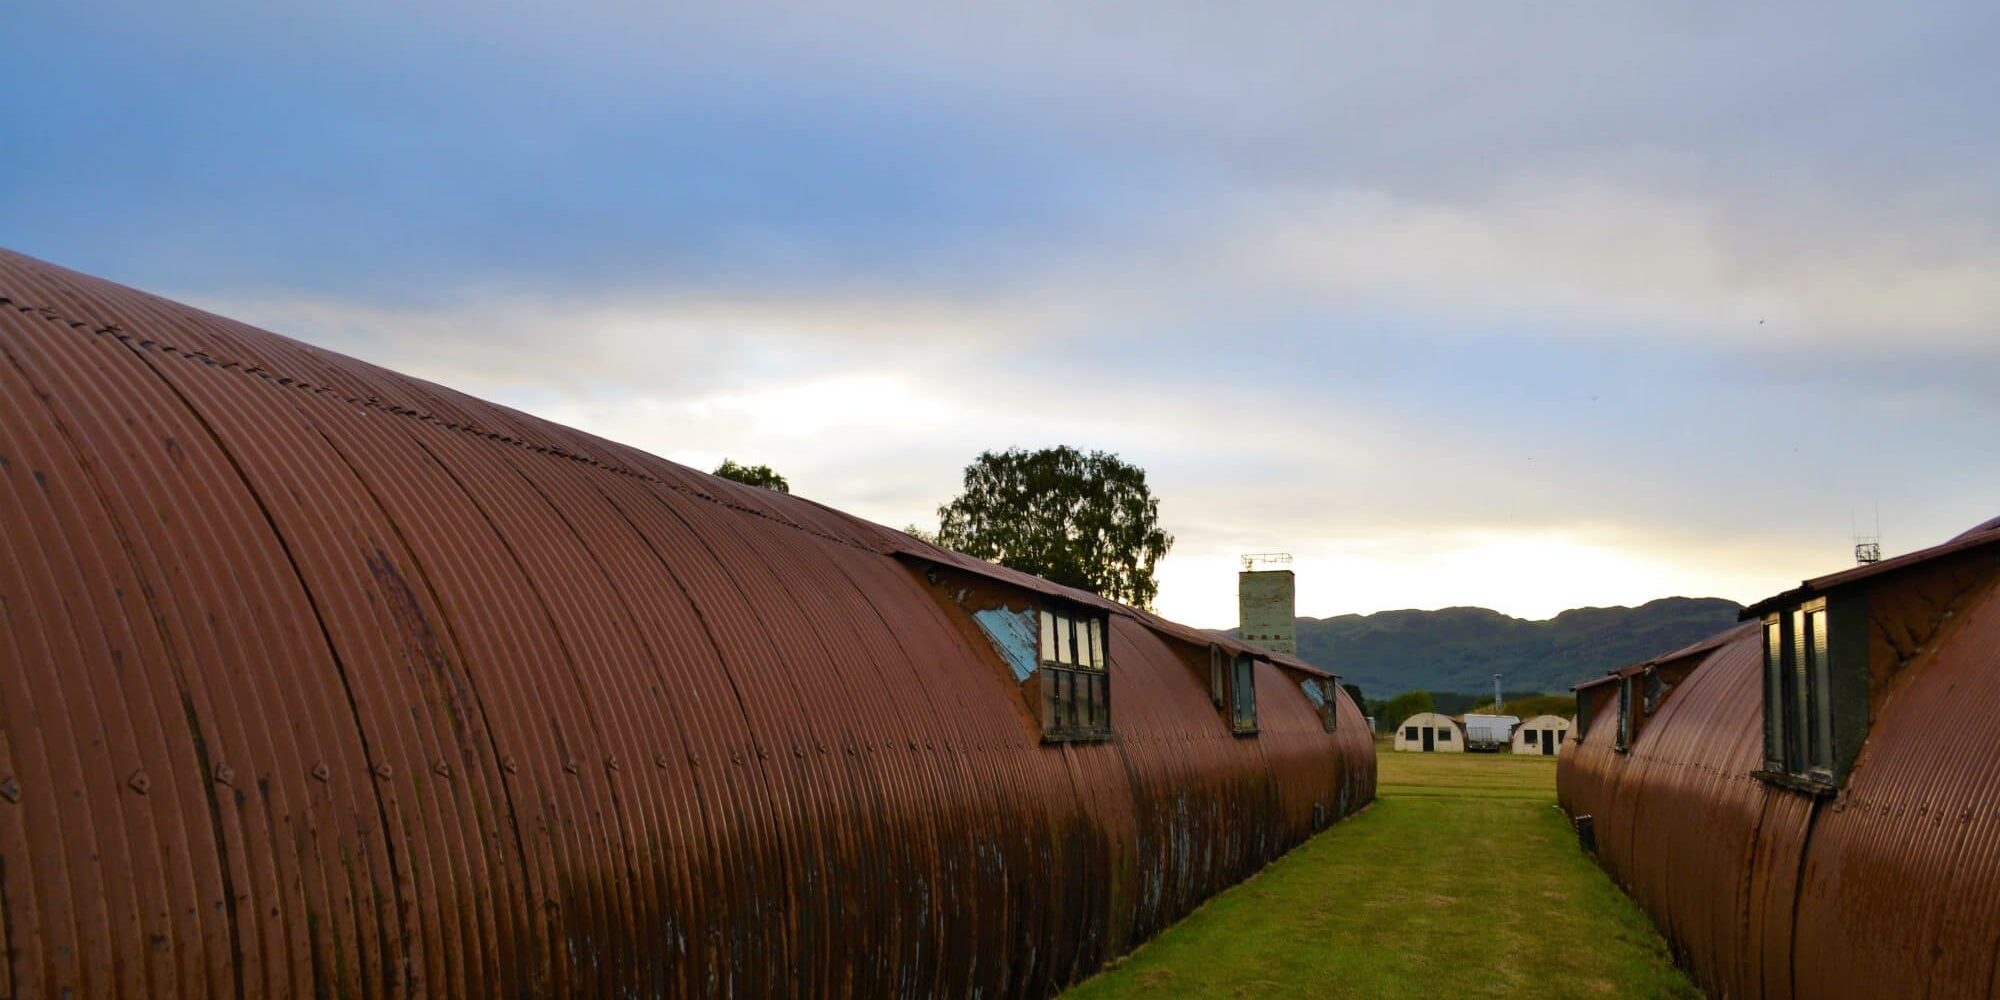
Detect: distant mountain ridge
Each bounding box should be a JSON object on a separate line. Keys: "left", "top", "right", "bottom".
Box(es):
{"left": 1271, "top": 597, "right": 1744, "bottom": 696}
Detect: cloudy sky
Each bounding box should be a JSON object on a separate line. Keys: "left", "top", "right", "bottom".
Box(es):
{"left": 7, "top": 1, "right": 1996, "bottom": 627}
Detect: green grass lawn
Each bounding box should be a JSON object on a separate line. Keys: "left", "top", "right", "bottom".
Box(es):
{"left": 1066, "top": 746, "right": 1699, "bottom": 1000}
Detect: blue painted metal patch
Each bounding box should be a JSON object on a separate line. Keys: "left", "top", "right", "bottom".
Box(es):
{"left": 1302, "top": 678, "right": 1327, "bottom": 708}
{"left": 971, "top": 606, "right": 1039, "bottom": 682}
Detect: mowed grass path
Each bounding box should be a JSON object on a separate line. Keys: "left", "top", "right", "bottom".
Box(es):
{"left": 1066, "top": 748, "right": 1699, "bottom": 1000}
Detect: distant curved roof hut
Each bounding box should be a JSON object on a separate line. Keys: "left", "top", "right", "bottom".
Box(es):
{"left": 1559, "top": 517, "right": 2000, "bottom": 998}
{"left": 1511, "top": 715, "right": 1569, "bottom": 756}
{"left": 1393, "top": 713, "right": 1462, "bottom": 752}
{"left": 0, "top": 248, "right": 1376, "bottom": 997}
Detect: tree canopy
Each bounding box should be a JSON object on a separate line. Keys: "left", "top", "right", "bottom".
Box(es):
{"left": 712, "top": 458, "right": 790, "bottom": 493}
{"left": 934, "top": 446, "right": 1173, "bottom": 609}
{"left": 1375, "top": 690, "right": 1436, "bottom": 732}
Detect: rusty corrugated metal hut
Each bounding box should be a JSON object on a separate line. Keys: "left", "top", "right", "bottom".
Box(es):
{"left": 1559, "top": 518, "right": 2000, "bottom": 998}
{"left": 0, "top": 247, "right": 1376, "bottom": 998}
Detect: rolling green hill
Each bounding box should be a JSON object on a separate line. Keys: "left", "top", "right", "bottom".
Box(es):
{"left": 1279, "top": 597, "right": 1743, "bottom": 696}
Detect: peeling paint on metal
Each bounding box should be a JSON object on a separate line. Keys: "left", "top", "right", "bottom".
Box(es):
{"left": 970, "top": 606, "right": 1039, "bottom": 683}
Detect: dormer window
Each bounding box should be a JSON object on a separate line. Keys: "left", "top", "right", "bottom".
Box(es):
{"left": 1300, "top": 677, "right": 1340, "bottom": 732}
{"left": 1038, "top": 607, "right": 1110, "bottom": 741}
{"left": 1205, "top": 645, "right": 1258, "bottom": 734}
{"left": 1230, "top": 653, "right": 1257, "bottom": 733}
{"left": 1208, "top": 645, "right": 1229, "bottom": 711}
{"left": 1614, "top": 675, "right": 1633, "bottom": 752}
{"left": 1642, "top": 670, "right": 1666, "bottom": 715}
{"left": 1758, "top": 599, "right": 1838, "bottom": 791}
{"left": 942, "top": 569, "right": 1113, "bottom": 744}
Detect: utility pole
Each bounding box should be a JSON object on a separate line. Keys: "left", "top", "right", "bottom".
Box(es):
{"left": 1493, "top": 673, "right": 1503, "bottom": 714}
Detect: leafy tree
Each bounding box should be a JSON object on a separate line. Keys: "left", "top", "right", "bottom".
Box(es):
{"left": 934, "top": 446, "right": 1174, "bottom": 609}
{"left": 1427, "top": 691, "right": 1487, "bottom": 716}
{"left": 1376, "top": 690, "right": 1436, "bottom": 732}
{"left": 1341, "top": 683, "right": 1366, "bottom": 710}
{"left": 712, "top": 458, "right": 790, "bottom": 493}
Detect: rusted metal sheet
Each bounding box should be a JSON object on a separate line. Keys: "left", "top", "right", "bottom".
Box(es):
{"left": 1791, "top": 573, "right": 2000, "bottom": 999}
{"left": 0, "top": 246, "right": 1373, "bottom": 998}
{"left": 1560, "top": 527, "right": 2000, "bottom": 998}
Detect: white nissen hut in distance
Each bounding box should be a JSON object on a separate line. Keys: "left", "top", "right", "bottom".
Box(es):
{"left": 1512, "top": 714, "right": 1570, "bottom": 756}
{"left": 1393, "top": 713, "right": 1463, "bottom": 753}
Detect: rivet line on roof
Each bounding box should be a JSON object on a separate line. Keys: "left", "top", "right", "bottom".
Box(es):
{"left": 7, "top": 292, "right": 1318, "bottom": 664}
{"left": 2, "top": 293, "right": 885, "bottom": 558}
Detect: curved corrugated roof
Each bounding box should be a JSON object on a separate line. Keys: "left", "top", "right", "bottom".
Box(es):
{"left": 1572, "top": 620, "right": 1759, "bottom": 692}
{"left": 0, "top": 247, "right": 1374, "bottom": 997}
{"left": 1561, "top": 524, "right": 2000, "bottom": 997}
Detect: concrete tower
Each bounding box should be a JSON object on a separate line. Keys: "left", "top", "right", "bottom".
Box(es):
{"left": 1238, "top": 553, "right": 1296, "bottom": 655}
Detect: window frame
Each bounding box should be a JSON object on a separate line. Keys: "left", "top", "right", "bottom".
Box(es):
{"left": 1299, "top": 676, "right": 1339, "bottom": 732}
{"left": 1208, "top": 645, "right": 1228, "bottom": 711}
{"left": 1761, "top": 614, "right": 1787, "bottom": 773}
{"left": 1756, "top": 598, "right": 1840, "bottom": 793}
{"left": 1613, "top": 675, "right": 1634, "bottom": 752}
{"left": 1229, "top": 653, "right": 1258, "bottom": 734}
{"left": 1037, "top": 606, "right": 1112, "bottom": 743}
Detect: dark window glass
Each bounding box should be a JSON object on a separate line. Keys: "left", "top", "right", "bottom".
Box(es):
{"left": 1762, "top": 616, "right": 1786, "bottom": 771}
{"left": 1072, "top": 668, "right": 1088, "bottom": 732}
{"left": 1231, "top": 655, "right": 1257, "bottom": 732}
{"left": 1789, "top": 609, "right": 1811, "bottom": 771}
{"left": 1615, "top": 677, "right": 1632, "bottom": 750}
{"left": 1209, "top": 647, "right": 1227, "bottom": 710}
{"left": 1037, "top": 606, "right": 1113, "bottom": 741}
{"left": 1806, "top": 606, "right": 1833, "bottom": 774}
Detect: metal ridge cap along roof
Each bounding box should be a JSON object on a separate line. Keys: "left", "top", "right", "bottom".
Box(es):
{"left": 1740, "top": 515, "right": 2000, "bottom": 619}
{"left": 883, "top": 545, "right": 1336, "bottom": 678}
{"left": 1646, "top": 620, "right": 1760, "bottom": 666}
{"left": 1571, "top": 672, "right": 1624, "bottom": 693}
{"left": 0, "top": 245, "right": 1316, "bottom": 685}
{"left": 1952, "top": 514, "right": 2000, "bottom": 540}
{"left": 0, "top": 245, "right": 886, "bottom": 556}
{"left": 0, "top": 243, "right": 1376, "bottom": 996}
{"left": 1571, "top": 620, "right": 1760, "bottom": 692}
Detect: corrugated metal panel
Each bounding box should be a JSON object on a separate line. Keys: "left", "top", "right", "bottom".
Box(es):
{"left": 1560, "top": 545, "right": 2000, "bottom": 998}
{"left": 1791, "top": 574, "right": 2000, "bottom": 999}
{"left": 0, "top": 246, "right": 1373, "bottom": 998}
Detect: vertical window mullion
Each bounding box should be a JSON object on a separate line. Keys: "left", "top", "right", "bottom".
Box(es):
{"left": 1808, "top": 606, "right": 1833, "bottom": 773}
{"left": 1616, "top": 677, "right": 1631, "bottom": 750}
{"left": 1763, "top": 616, "right": 1786, "bottom": 771}
{"left": 1800, "top": 608, "right": 1816, "bottom": 772}
{"left": 1044, "top": 667, "right": 1058, "bottom": 732}
{"left": 1073, "top": 670, "right": 1085, "bottom": 733}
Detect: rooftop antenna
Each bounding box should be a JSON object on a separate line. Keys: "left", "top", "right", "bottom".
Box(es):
{"left": 1241, "top": 552, "right": 1293, "bottom": 572}
{"left": 1853, "top": 504, "right": 1881, "bottom": 565}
